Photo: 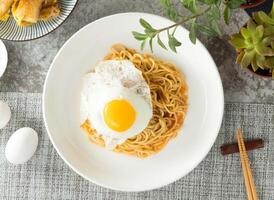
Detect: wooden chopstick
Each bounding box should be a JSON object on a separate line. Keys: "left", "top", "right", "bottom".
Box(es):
{"left": 236, "top": 129, "right": 258, "bottom": 200}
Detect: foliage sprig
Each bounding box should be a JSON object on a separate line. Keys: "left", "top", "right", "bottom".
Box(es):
{"left": 133, "top": 0, "right": 245, "bottom": 52}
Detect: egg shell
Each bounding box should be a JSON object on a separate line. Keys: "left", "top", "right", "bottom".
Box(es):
{"left": 5, "top": 127, "right": 38, "bottom": 165}
{"left": 0, "top": 100, "right": 11, "bottom": 129}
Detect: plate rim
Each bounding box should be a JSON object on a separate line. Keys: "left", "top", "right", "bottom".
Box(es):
{"left": 42, "top": 12, "right": 224, "bottom": 192}
{"left": 0, "top": 0, "right": 79, "bottom": 42}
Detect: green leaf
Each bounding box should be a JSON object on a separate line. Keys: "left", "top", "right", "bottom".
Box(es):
{"left": 207, "top": 5, "right": 221, "bottom": 21}
{"left": 168, "top": 39, "right": 177, "bottom": 52}
{"left": 160, "top": 0, "right": 171, "bottom": 8}
{"left": 195, "top": 24, "right": 218, "bottom": 37}
{"left": 264, "top": 57, "right": 274, "bottom": 68}
{"left": 157, "top": 34, "right": 168, "bottom": 50}
{"left": 139, "top": 19, "right": 155, "bottom": 31}
{"left": 247, "top": 19, "right": 257, "bottom": 31}
{"left": 180, "top": 0, "right": 198, "bottom": 13}
{"left": 149, "top": 38, "right": 153, "bottom": 52}
{"left": 223, "top": 6, "right": 231, "bottom": 25}
{"left": 227, "top": 0, "right": 245, "bottom": 9}
{"left": 262, "top": 37, "right": 272, "bottom": 46}
{"left": 170, "top": 36, "right": 182, "bottom": 46}
{"left": 229, "top": 34, "right": 247, "bottom": 49}
{"left": 144, "top": 29, "right": 156, "bottom": 36}
{"left": 241, "top": 50, "right": 255, "bottom": 68}
{"left": 189, "top": 20, "right": 197, "bottom": 44}
{"left": 251, "top": 59, "right": 259, "bottom": 72}
{"left": 255, "top": 44, "right": 274, "bottom": 56}
{"left": 168, "top": 32, "right": 182, "bottom": 53}
{"left": 264, "top": 26, "right": 274, "bottom": 36}
{"left": 140, "top": 40, "right": 146, "bottom": 50}
{"left": 270, "top": 2, "right": 274, "bottom": 19}
{"left": 258, "top": 11, "right": 274, "bottom": 25}
{"left": 132, "top": 31, "right": 147, "bottom": 41}
{"left": 254, "top": 24, "right": 263, "bottom": 36}
{"left": 253, "top": 25, "right": 264, "bottom": 41}
{"left": 256, "top": 54, "right": 266, "bottom": 68}
{"left": 236, "top": 51, "right": 245, "bottom": 64}
{"left": 160, "top": 0, "right": 178, "bottom": 21}
{"left": 211, "top": 20, "right": 222, "bottom": 36}
{"left": 252, "top": 13, "right": 264, "bottom": 25}
{"left": 166, "top": 8, "right": 178, "bottom": 21}
{"left": 240, "top": 27, "right": 251, "bottom": 39}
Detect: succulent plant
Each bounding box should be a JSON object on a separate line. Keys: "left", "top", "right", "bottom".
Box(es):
{"left": 229, "top": 3, "right": 274, "bottom": 79}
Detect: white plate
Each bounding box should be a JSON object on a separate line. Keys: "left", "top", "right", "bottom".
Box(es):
{"left": 43, "top": 13, "right": 224, "bottom": 191}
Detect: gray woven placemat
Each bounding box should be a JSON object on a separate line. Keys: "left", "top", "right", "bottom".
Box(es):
{"left": 0, "top": 92, "right": 273, "bottom": 200}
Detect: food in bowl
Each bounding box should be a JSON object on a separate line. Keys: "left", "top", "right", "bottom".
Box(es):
{"left": 0, "top": 0, "right": 60, "bottom": 26}
{"left": 81, "top": 44, "right": 188, "bottom": 158}
{"left": 81, "top": 59, "right": 153, "bottom": 150}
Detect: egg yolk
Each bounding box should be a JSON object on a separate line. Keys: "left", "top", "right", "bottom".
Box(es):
{"left": 103, "top": 99, "right": 136, "bottom": 132}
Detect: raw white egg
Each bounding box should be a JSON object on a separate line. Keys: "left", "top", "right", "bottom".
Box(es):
{"left": 0, "top": 100, "right": 11, "bottom": 129}
{"left": 5, "top": 127, "right": 38, "bottom": 165}
{"left": 81, "top": 60, "right": 153, "bottom": 149}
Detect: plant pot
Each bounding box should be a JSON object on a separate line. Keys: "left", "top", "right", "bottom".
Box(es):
{"left": 246, "top": 65, "right": 272, "bottom": 78}
{"left": 241, "top": 0, "right": 266, "bottom": 9}
{"left": 243, "top": 0, "right": 273, "bottom": 17}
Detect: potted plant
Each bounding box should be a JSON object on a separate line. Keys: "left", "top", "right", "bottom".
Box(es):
{"left": 241, "top": 0, "right": 266, "bottom": 9}
{"left": 229, "top": 4, "right": 274, "bottom": 79}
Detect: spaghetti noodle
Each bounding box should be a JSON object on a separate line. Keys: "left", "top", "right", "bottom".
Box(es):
{"left": 81, "top": 44, "right": 188, "bottom": 158}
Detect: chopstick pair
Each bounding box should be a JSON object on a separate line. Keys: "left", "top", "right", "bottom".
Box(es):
{"left": 236, "top": 129, "right": 258, "bottom": 200}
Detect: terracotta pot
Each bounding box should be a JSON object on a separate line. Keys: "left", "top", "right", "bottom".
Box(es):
{"left": 246, "top": 65, "right": 272, "bottom": 78}
{"left": 241, "top": 0, "right": 266, "bottom": 9}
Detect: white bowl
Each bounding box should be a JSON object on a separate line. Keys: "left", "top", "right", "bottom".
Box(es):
{"left": 43, "top": 13, "right": 224, "bottom": 191}
{"left": 0, "top": 0, "right": 78, "bottom": 41}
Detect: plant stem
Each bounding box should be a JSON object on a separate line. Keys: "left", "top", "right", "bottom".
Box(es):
{"left": 155, "top": 6, "right": 211, "bottom": 34}
{"left": 171, "top": 25, "right": 178, "bottom": 35}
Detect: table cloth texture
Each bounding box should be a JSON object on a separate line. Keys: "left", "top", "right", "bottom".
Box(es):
{"left": 0, "top": 92, "right": 273, "bottom": 200}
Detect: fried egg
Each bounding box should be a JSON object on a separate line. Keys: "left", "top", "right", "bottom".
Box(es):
{"left": 81, "top": 60, "right": 153, "bottom": 149}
